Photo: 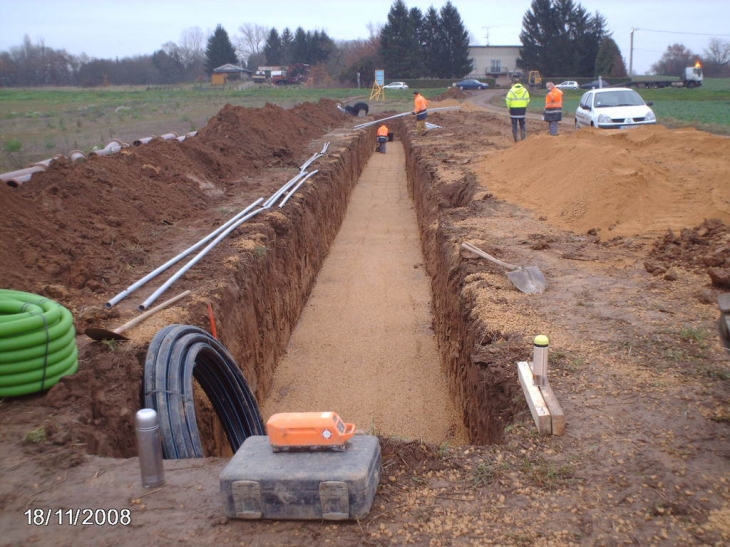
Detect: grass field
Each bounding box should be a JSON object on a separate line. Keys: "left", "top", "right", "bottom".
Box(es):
{"left": 1, "top": 79, "right": 728, "bottom": 173}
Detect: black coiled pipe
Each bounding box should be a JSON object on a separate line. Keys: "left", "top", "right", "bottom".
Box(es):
{"left": 144, "top": 324, "right": 265, "bottom": 459}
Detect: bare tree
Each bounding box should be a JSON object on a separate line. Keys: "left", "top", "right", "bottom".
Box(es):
{"left": 703, "top": 38, "right": 730, "bottom": 76}
{"left": 235, "top": 23, "right": 269, "bottom": 66}
{"left": 178, "top": 27, "right": 205, "bottom": 70}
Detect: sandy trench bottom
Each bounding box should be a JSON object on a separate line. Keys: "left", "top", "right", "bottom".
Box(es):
{"left": 260, "top": 140, "right": 469, "bottom": 446}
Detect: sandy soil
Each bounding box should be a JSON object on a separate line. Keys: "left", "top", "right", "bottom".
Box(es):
{"left": 260, "top": 140, "right": 468, "bottom": 445}
{"left": 1, "top": 90, "right": 730, "bottom": 546}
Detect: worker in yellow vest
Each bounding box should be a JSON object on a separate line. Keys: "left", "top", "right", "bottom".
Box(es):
{"left": 505, "top": 78, "right": 530, "bottom": 142}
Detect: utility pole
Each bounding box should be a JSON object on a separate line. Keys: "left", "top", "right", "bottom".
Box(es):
{"left": 629, "top": 27, "right": 635, "bottom": 76}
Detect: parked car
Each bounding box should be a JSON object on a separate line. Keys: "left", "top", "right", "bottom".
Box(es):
{"left": 383, "top": 81, "right": 409, "bottom": 90}
{"left": 574, "top": 87, "right": 656, "bottom": 130}
{"left": 581, "top": 79, "right": 611, "bottom": 89}
{"left": 555, "top": 80, "right": 579, "bottom": 90}
{"left": 452, "top": 79, "right": 489, "bottom": 90}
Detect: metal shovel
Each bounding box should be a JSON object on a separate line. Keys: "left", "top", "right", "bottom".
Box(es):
{"left": 461, "top": 242, "right": 547, "bottom": 294}
{"left": 85, "top": 290, "right": 191, "bottom": 341}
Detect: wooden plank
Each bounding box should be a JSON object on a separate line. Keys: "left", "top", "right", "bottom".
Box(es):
{"left": 540, "top": 385, "right": 565, "bottom": 436}
{"left": 517, "top": 361, "right": 551, "bottom": 435}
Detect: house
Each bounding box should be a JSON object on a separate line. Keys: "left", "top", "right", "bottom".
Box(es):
{"left": 468, "top": 45, "right": 522, "bottom": 87}
{"left": 211, "top": 64, "right": 253, "bottom": 86}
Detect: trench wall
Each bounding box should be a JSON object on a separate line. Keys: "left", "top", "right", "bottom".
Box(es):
{"left": 208, "top": 121, "right": 516, "bottom": 449}
{"left": 400, "top": 123, "right": 517, "bottom": 445}
{"left": 212, "top": 128, "right": 374, "bottom": 404}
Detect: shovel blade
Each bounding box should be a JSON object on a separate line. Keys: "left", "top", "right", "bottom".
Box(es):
{"left": 506, "top": 266, "right": 547, "bottom": 294}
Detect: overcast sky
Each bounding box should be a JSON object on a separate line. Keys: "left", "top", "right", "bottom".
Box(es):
{"left": 1, "top": 0, "right": 728, "bottom": 75}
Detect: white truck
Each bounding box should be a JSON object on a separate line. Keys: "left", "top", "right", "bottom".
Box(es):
{"left": 624, "top": 63, "right": 703, "bottom": 89}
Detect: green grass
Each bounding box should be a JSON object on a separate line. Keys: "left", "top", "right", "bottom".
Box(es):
{"left": 1, "top": 79, "right": 728, "bottom": 172}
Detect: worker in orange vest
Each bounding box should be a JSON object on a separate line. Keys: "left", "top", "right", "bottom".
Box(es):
{"left": 544, "top": 82, "right": 563, "bottom": 136}
{"left": 412, "top": 91, "right": 428, "bottom": 135}
{"left": 376, "top": 124, "right": 390, "bottom": 153}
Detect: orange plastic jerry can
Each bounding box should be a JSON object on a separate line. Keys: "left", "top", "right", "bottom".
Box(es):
{"left": 266, "top": 412, "right": 356, "bottom": 451}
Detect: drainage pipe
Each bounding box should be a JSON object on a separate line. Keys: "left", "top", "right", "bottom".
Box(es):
{"left": 0, "top": 290, "right": 78, "bottom": 397}
{"left": 69, "top": 150, "right": 86, "bottom": 163}
{"left": 0, "top": 165, "right": 46, "bottom": 182}
{"left": 133, "top": 136, "right": 158, "bottom": 146}
{"left": 6, "top": 174, "right": 33, "bottom": 188}
{"left": 278, "top": 170, "right": 319, "bottom": 207}
{"left": 353, "top": 106, "right": 461, "bottom": 130}
{"left": 160, "top": 133, "right": 178, "bottom": 141}
{"left": 138, "top": 206, "right": 266, "bottom": 311}
{"left": 105, "top": 197, "right": 264, "bottom": 309}
{"left": 88, "top": 138, "right": 124, "bottom": 158}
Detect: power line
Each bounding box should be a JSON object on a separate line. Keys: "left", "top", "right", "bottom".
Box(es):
{"left": 634, "top": 27, "right": 730, "bottom": 37}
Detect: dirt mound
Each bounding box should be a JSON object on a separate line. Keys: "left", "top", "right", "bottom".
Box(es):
{"left": 476, "top": 124, "right": 730, "bottom": 240}
{"left": 0, "top": 98, "right": 351, "bottom": 462}
{"left": 432, "top": 87, "right": 469, "bottom": 101}
{"left": 647, "top": 218, "right": 730, "bottom": 287}
{"left": 0, "top": 99, "right": 347, "bottom": 296}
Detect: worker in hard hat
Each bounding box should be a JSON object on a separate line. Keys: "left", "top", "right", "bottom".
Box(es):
{"left": 505, "top": 78, "right": 530, "bottom": 142}
{"left": 376, "top": 124, "right": 389, "bottom": 153}
{"left": 412, "top": 91, "right": 428, "bottom": 135}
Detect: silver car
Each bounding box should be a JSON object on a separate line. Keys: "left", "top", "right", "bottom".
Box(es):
{"left": 575, "top": 87, "right": 656, "bottom": 129}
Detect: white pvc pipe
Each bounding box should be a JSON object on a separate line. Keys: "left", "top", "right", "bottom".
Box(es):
{"left": 278, "top": 170, "right": 318, "bottom": 207}
{"left": 105, "top": 197, "right": 264, "bottom": 308}
{"left": 263, "top": 172, "right": 307, "bottom": 208}
{"left": 353, "top": 106, "right": 461, "bottom": 130}
{"left": 139, "top": 206, "right": 266, "bottom": 310}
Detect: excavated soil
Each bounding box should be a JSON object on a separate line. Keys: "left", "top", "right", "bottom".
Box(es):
{"left": 1, "top": 92, "right": 730, "bottom": 546}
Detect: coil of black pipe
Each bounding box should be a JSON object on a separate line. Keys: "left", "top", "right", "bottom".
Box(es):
{"left": 144, "top": 324, "right": 265, "bottom": 459}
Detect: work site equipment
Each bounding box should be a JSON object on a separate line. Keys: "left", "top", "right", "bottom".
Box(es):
{"left": 461, "top": 242, "right": 547, "bottom": 294}
{"left": 85, "top": 290, "right": 191, "bottom": 341}
{"left": 266, "top": 412, "right": 356, "bottom": 452}
{"left": 220, "top": 434, "right": 381, "bottom": 520}
{"left": 144, "top": 324, "right": 265, "bottom": 459}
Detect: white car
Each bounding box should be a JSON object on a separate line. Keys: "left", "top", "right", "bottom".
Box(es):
{"left": 555, "top": 80, "right": 579, "bottom": 90}
{"left": 383, "top": 81, "right": 409, "bottom": 90}
{"left": 575, "top": 87, "right": 656, "bottom": 130}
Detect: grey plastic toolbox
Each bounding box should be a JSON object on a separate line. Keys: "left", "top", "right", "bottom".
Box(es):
{"left": 220, "top": 435, "right": 381, "bottom": 520}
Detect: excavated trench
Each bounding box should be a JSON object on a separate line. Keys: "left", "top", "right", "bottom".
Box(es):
{"left": 191, "top": 119, "right": 518, "bottom": 456}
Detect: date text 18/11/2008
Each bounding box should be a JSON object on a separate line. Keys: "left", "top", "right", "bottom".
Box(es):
{"left": 25, "top": 508, "right": 132, "bottom": 526}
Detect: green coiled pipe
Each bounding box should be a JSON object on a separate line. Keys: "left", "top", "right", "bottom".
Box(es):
{"left": 0, "top": 289, "right": 79, "bottom": 397}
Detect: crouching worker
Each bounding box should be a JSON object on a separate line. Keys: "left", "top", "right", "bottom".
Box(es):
{"left": 377, "top": 124, "right": 389, "bottom": 153}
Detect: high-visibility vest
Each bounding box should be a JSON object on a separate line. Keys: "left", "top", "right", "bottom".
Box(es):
{"left": 377, "top": 125, "right": 389, "bottom": 137}
{"left": 505, "top": 84, "right": 530, "bottom": 110}
{"left": 414, "top": 94, "right": 428, "bottom": 113}
{"left": 545, "top": 87, "right": 563, "bottom": 110}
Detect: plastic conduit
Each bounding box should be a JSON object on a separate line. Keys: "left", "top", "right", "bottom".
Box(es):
{"left": 144, "top": 324, "right": 265, "bottom": 459}
{"left": 0, "top": 290, "right": 79, "bottom": 397}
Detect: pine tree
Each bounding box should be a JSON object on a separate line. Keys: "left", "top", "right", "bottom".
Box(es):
{"left": 280, "top": 28, "right": 294, "bottom": 66}
{"left": 204, "top": 25, "right": 238, "bottom": 75}
{"left": 264, "top": 28, "right": 282, "bottom": 65}
{"left": 421, "top": 7, "right": 444, "bottom": 77}
{"left": 379, "top": 0, "right": 421, "bottom": 79}
{"left": 438, "top": 2, "right": 472, "bottom": 78}
{"left": 518, "top": 0, "right": 608, "bottom": 78}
